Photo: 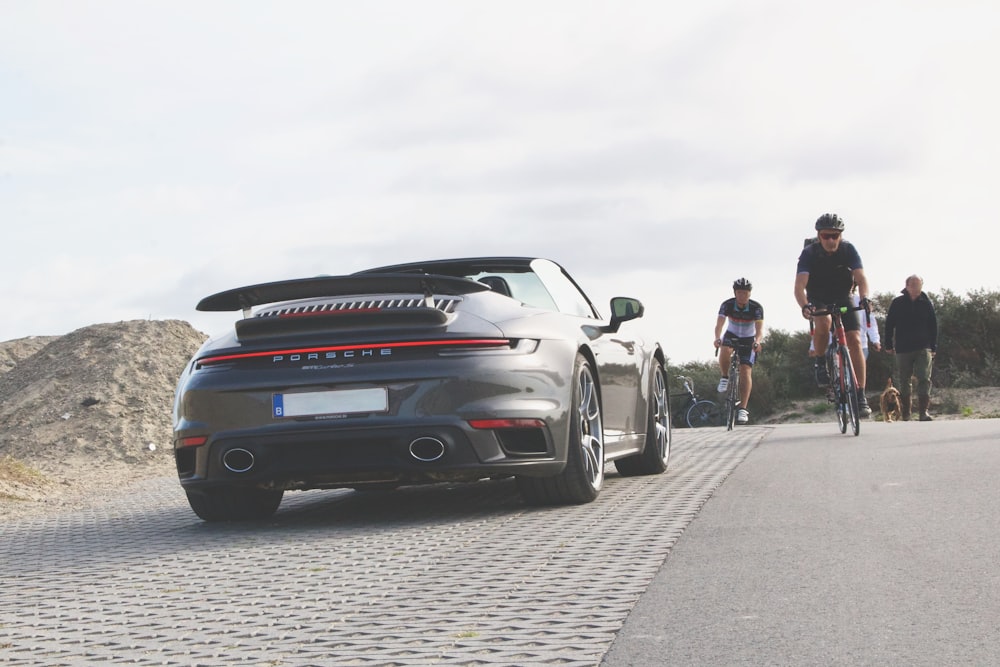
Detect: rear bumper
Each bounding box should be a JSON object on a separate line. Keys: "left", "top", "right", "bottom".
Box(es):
{"left": 175, "top": 419, "right": 563, "bottom": 491}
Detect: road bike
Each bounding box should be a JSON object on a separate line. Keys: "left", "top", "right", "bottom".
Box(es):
{"left": 810, "top": 303, "right": 868, "bottom": 436}
{"left": 716, "top": 341, "right": 743, "bottom": 431}
{"left": 672, "top": 376, "right": 723, "bottom": 428}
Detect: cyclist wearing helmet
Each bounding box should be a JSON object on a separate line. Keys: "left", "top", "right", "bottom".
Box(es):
{"left": 795, "top": 213, "right": 872, "bottom": 417}
{"left": 714, "top": 277, "right": 764, "bottom": 425}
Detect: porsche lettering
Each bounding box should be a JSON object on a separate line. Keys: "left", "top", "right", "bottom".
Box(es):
{"left": 273, "top": 349, "right": 392, "bottom": 363}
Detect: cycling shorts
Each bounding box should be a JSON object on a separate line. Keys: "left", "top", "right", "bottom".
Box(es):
{"left": 722, "top": 332, "right": 757, "bottom": 366}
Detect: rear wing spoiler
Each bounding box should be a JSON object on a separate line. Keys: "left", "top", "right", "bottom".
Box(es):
{"left": 197, "top": 273, "right": 489, "bottom": 313}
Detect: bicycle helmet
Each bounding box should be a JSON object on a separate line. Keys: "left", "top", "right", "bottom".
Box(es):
{"left": 815, "top": 213, "right": 845, "bottom": 231}
{"left": 732, "top": 277, "right": 752, "bottom": 291}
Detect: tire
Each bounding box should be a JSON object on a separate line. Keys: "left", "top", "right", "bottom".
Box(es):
{"left": 185, "top": 486, "right": 284, "bottom": 522}
{"left": 828, "top": 348, "right": 847, "bottom": 433}
{"left": 615, "top": 360, "right": 670, "bottom": 477}
{"left": 517, "top": 353, "right": 604, "bottom": 505}
{"left": 836, "top": 392, "right": 848, "bottom": 433}
{"left": 725, "top": 362, "right": 739, "bottom": 431}
{"left": 686, "top": 400, "right": 722, "bottom": 428}
{"left": 842, "top": 350, "right": 861, "bottom": 436}
{"left": 834, "top": 356, "right": 847, "bottom": 434}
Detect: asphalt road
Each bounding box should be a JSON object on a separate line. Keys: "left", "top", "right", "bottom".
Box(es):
{"left": 603, "top": 418, "right": 1000, "bottom": 666}
{"left": 3, "top": 419, "right": 998, "bottom": 666}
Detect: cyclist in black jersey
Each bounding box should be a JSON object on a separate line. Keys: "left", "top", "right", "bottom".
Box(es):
{"left": 714, "top": 277, "right": 763, "bottom": 424}
{"left": 794, "top": 213, "right": 872, "bottom": 417}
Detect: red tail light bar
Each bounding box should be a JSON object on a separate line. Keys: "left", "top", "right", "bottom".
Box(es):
{"left": 196, "top": 338, "right": 512, "bottom": 366}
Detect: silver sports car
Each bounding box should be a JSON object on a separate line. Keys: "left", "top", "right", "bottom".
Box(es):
{"left": 173, "top": 257, "right": 670, "bottom": 521}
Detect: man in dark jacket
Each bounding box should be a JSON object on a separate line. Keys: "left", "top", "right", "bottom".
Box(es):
{"left": 884, "top": 275, "right": 938, "bottom": 421}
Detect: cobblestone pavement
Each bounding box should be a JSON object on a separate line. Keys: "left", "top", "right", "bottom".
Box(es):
{"left": 1, "top": 427, "right": 766, "bottom": 666}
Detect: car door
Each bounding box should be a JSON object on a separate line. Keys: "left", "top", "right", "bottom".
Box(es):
{"left": 530, "top": 260, "right": 643, "bottom": 447}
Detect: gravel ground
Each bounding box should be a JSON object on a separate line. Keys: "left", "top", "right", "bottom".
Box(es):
{"left": 0, "top": 320, "right": 205, "bottom": 522}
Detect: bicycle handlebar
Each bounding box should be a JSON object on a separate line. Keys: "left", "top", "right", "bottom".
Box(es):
{"left": 805, "top": 301, "right": 872, "bottom": 330}
{"left": 714, "top": 340, "right": 734, "bottom": 357}
{"left": 715, "top": 338, "right": 756, "bottom": 358}
{"left": 807, "top": 303, "right": 867, "bottom": 317}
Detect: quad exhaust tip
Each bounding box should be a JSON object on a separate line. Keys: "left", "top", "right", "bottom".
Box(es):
{"left": 408, "top": 437, "right": 446, "bottom": 462}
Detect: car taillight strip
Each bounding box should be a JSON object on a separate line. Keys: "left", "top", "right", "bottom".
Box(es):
{"left": 196, "top": 338, "right": 511, "bottom": 366}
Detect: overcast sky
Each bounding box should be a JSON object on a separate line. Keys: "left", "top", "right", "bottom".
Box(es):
{"left": 3, "top": 0, "right": 998, "bottom": 365}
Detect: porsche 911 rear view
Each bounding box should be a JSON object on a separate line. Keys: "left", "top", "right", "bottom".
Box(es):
{"left": 173, "top": 257, "right": 670, "bottom": 521}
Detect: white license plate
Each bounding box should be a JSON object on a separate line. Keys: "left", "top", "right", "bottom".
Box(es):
{"left": 273, "top": 388, "right": 388, "bottom": 418}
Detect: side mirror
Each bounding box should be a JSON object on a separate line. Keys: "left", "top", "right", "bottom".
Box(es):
{"left": 606, "top": 297, "right": 643, "bottom": 332}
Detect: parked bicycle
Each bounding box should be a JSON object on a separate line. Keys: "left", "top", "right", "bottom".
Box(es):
{"left": 672, "top": 376, "right": 723, "bottom": 428}
{"left": 810, "top": 303, "right": 869, "bottom": 436}
{"left": 716, "top": 342, "right": 743, "bottom": 431}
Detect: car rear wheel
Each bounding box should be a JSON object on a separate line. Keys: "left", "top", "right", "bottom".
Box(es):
{"left": 185, "top": 486, "right": 284, "bottom": 522}
{"left": 615, "top": 360, "right": 670, "bottom": 476}
{"left": 517, "top": 353, "right": 604, "bottom": 505}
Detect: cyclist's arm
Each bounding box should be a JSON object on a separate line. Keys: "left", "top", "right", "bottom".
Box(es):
{"left": 714, "top": 314, "right": 726, "bottom": 347}
{"left": 754, "top": 319, "right": 764, "bottom": 349}
{"left": 794, "top": 272, "right": 811, "bottom": 318}
{"left": 852, "top": 268, "right": 870, "bottom": 301}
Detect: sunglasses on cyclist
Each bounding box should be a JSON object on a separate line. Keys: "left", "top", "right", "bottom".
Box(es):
{"left": 819, "top": 232, "right": 841, "bottom": 241}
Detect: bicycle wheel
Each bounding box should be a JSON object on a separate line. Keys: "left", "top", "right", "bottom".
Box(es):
{"left": 831, "top": 351, "right": 847, "bottom": 434}
{"left": 840, "top": 347, "right": 861, "bottom": 436}
{"left": 686, "top": 399, "right": 722, "bottom": 428}
{"left": 725, "top": 361, "right": 739, "bottom": 431}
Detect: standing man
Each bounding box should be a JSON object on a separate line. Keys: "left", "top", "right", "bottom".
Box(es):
{"left": 794, "top": 213, "right": 873, "bottom": 417}
{"left": 884, "top": 275, "right": 938, "bottom": 421}
{"left": 714, "top": 277, "right": 764, "bottom": 425}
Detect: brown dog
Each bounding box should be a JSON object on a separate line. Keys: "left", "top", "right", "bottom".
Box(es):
{"left": 880, "top": 378, "right": 903, "bottom": 423}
